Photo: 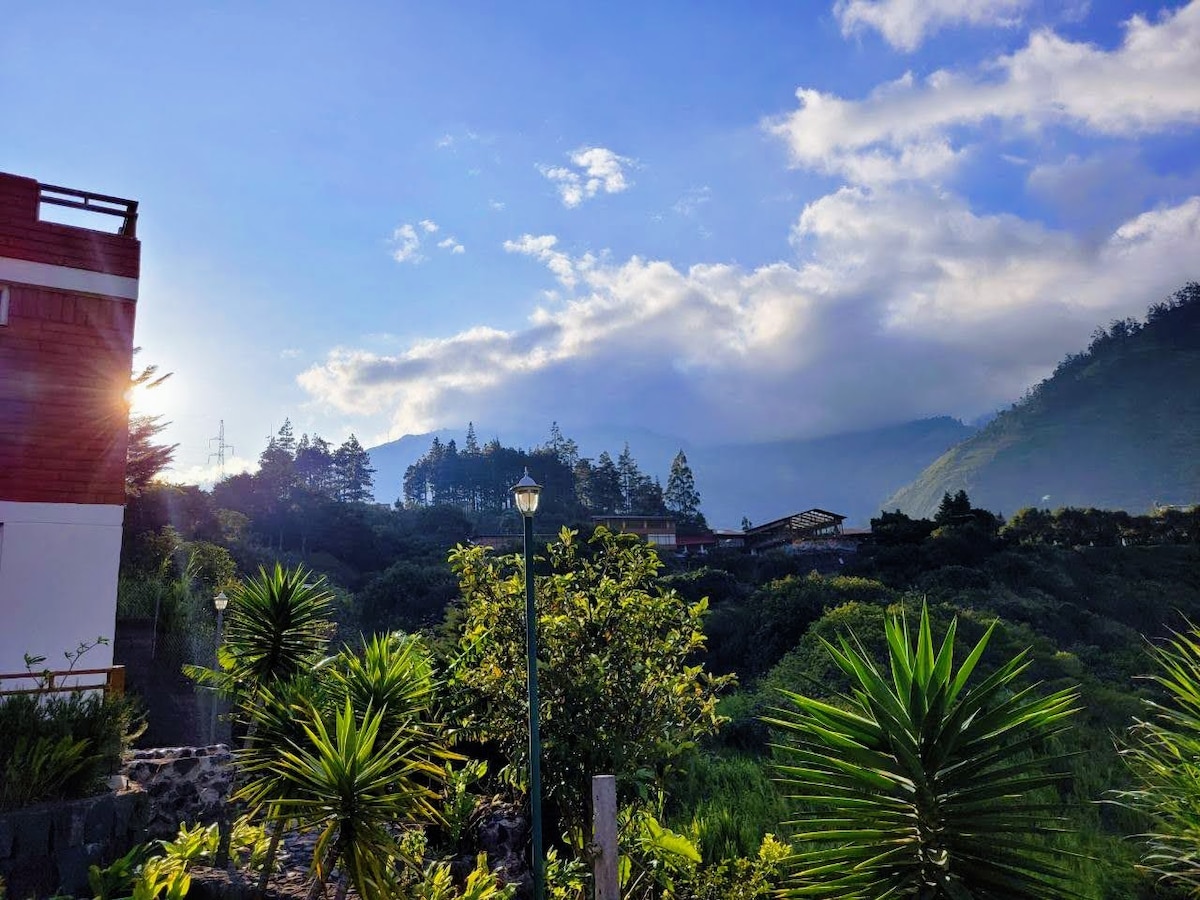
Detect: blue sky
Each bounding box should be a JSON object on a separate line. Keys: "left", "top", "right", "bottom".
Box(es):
{"left": 3, "top": 0, "right": 1198, "bottom": 484}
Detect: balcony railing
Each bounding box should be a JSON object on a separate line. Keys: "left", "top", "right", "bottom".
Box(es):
{"left": 39, "top": 183, "right": 138, "bottom": 238}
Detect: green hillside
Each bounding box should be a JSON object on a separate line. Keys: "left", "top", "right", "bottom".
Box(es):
{"left": 886, "top": 283, "right": 1200, "bottom": 518}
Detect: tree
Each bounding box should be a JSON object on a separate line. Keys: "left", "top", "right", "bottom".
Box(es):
{"left": 665, "top": 450, "right": 704, "bottom": 528}
{"left": 258, "top": 424, "right": 298, "bottom": 502}
{"left": 934, "top": 489, "right": 972, "bottom": 526}
{"left": 447, "top": 527, "right": 733, "bottom": 840}
{"left": 126, "top": 353, "right": 177, "bottom": 495}
{"left": 617, "top": 443, "right": 640, "bottom": 513}
{"left": 334, "top": 434, "right": 376, "bottom": 503}
{"left": 1115, "top": 627, "right": 1200, "bottom": 893}
{"left": 769, "top": 604, "right": 1080, "bottom": 899}
{"left": 590, "top": 452, "right": 623, "bottom": 514}
{"left": 295, "top": 434, "right": 335, "bottom": 496}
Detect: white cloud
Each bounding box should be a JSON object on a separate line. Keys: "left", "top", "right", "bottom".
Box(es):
{"left": 540, "top": 146, "right": 635, "bottom": 207}
{"left": 673, "top": 186, "right": 712, "bottom": 217}
{"left": 768, "top": 2, "right": 1200, "bottom": 186}
{"left": 835, "top": 0, "right": 1032, "bottom": 51}
{"left": 501, "top": 234, "right": 590, "bottom": 290}
{"left": 302, "top": 188, "right": 1200, "bottom": 443}
{"left": 391, "top": 220, "right": 463, "bottom": 263}
{"left": 280, "top": 348, "right": 302, "bottom": 360}
{"left": 390, "top": 224, "right": 423, "bottom": 264}
{"left": 489, "top": 200, "right": 506, "bottom": 211}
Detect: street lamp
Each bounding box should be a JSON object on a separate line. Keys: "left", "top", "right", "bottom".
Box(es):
{"left": 210, "top": 591, "right": 229, "bottom": 744}
{"left": 512, "top": 469, "right": 544, "bottom": 900}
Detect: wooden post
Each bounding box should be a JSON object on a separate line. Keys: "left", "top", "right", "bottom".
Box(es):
{"left": 107, "top": 666, "right": 126, "bottom": 697}
{"left": 592, "top": 775, "right": 619, "bottom": 900}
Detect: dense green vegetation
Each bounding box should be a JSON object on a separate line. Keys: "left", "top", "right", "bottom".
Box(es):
{"left": 100, "top": 287, "right": 1200, "bottom": 898}
{"left": 887, "top": 282, "right": 1200, "bottom": 518}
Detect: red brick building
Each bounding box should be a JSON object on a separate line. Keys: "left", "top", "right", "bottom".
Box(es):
{"left": 0, "top": 172, "right": 140, "bottom": 672}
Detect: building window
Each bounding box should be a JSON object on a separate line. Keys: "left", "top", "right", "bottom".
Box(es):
{"left": 0, "top": 285, "right": 9, "bottom": 325}
{"left": 647, "top": 533, "right": 675, "bottom": 546}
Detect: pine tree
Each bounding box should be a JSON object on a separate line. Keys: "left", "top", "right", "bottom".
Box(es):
{"left": 464, "top": 422, "right": 480, "bottom": 456}
{"left": 258, "top": 425, "right": 297, "bottom": 501}
{"left": 295, "top": 433, "right": 335, "bottom": 496}
{"left": 616, "top": 443, "right": 641, "bottom": 513}
{"left": 591, "top": 452, "right": 624, "bottom": 514}
{"left": 665, "top": 450, "right": 704, "bottom": 527}
{"left": 333, "top": 434, "right": 376, "bottom": 503}
{"left": 125, "top": 353, "right": 177, "bottom": 495}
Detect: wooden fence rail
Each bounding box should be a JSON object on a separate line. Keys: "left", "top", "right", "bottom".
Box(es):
{"left": 0, "top": 665, "right": 125, "bottom": 697}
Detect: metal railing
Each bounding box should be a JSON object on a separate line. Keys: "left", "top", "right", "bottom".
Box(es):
{"left": 39, "top": 183, "right": 139, "bottom": 238}
{"left": 0, "top": 665, "right": 126, "bottom": 697}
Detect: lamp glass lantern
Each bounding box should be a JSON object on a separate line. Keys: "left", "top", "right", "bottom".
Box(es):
{"left": 513, "top": 469, "right": 542, "bottom": 517}
{"left": 213, "top": 591, "right": 229, "bottom": 612}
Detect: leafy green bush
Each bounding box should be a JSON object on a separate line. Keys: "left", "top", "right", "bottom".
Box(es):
{"left": 0, "top": 691, "right": 143, "bottom": 811}
{"left": 447, "top": 526, "right": 733, "bottom": 840}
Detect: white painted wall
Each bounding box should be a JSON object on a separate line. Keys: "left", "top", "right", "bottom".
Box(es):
{"left": 0, "top": 501, "right": 122, "bottom": 675}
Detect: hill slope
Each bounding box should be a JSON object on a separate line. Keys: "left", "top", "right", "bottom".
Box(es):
{"left": 886, "top": 283, "right": 1200, "bottom": 518}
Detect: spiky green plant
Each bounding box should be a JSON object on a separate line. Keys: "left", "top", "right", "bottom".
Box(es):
{"left": 186, "top": 564, "right": 334, "bottom": 718}
{"left": 266, "top": 699, "right": 447, "bottom": 900}
{"left": 1114, "top": 627, "right": 1200, "bottom": 895}
{"left": 768, "top": 605, "right": 1081, "bottom": 899}
{"left": 222, "top": 564, "right": 334, "bottom": 687}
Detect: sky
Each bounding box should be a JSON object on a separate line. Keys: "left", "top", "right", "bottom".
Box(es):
{"left": 3, "top": 0, "right": 1199, "bottom": 486}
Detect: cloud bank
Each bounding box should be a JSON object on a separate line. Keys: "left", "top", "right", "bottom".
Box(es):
{"left": 769, "top": 2, "right": 1200, "bottom": 186}
{"left": 301, "top": 189, "right": 1199, "bottom": 442}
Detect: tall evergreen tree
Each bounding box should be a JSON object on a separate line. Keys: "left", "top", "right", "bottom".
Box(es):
{"left": 295, "top": 434, "right": 335, "bottom": 496}
{"left": 591, "top": 452, "right": 624, "bottom": 514}
{"left": 616, "top": 443, "right": 641, "bottom": 513}
{"left": 333, "top": 434, "right": 376, "bottom": 503}
{"left": 464, "top": 422, "right": 480, "bottom": 456}
{"left": 258, "top": 422, "right": 298, "bottom": 502}
{"left": 665, "top": 450, "right": 705, "bottom": 527}
{"left": 125, "top": 353, "right": 177, "bottom": 495}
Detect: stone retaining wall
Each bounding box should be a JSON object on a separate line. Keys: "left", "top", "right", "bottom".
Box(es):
{"left": 0, "top": 789, "right": 148, "bottom": 898}
{"left": 122, "top": 745, "right": 234, "bottom": 840}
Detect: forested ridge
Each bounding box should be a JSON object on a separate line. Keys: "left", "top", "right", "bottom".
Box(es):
{"left": 888, "top": 282, "right": 1200, "bottom": 517}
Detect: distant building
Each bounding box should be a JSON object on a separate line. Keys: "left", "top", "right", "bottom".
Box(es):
{"left": 0, "top": 172, "right": 140, "bottom": 673}
{"left": 743, "top": 509, "right": 848, "bottom": 553}
{"left": 591, "top": 514, "right": 677, "bottom": 548}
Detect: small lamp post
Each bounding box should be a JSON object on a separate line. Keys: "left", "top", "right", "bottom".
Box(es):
{"left": 512, "top": 469, "right": 544, "bottom": 900}
{"left": 210, "top": 591, "right": 229, "bottom": 744}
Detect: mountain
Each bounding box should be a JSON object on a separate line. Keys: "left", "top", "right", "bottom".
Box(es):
{"left": 886, "top": 283, "right": 1200, "bottom": 519}
{"left": 368, "top": 416, "right": 975, "bottom": 529}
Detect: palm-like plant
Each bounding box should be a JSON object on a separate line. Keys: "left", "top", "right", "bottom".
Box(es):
{"left": 769, "top": 605, "right": 1081, "bottom": 899}
{"left": 267, "top": 699, "right": 447, "bottom": 900}
{"left": 1114, "top": 627, "right": 1200, "bottom": 894}
{"left": 222, "top": 564, "right": 335, "bottom": 687}
{"left": 187, "top": 564, "right": 334, "bottom": 717}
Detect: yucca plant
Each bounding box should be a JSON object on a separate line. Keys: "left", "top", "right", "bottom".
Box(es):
{"left": 1114, "top": 627, "right": 1200, "bottom": 895}
{"left": 222, "top": 564, "right": 335, "bottom": 687}
{"left": 769, "top": 605, "right": 1082, "bottom": 899}
{"left": 266, "top": 698, "right": 447, "bottom": 900}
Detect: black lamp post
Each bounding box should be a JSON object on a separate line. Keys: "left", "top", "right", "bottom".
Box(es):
{"left": 512, "top": 469, "right": 544, "bottom": 900}
{"left": 210, "top": 590, "right": 229, "bottom": 744}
